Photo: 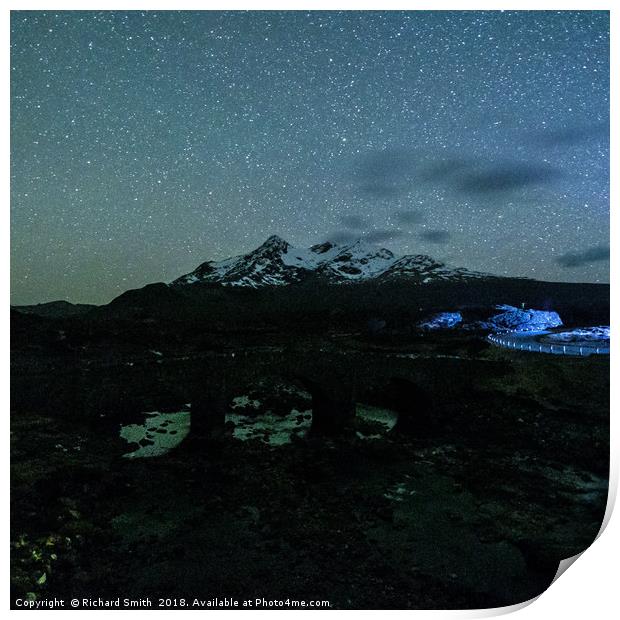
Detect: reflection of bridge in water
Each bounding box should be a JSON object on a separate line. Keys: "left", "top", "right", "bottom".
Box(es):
{"left": 487, "top": 331, "right": 610, "bottom": 357}
{"left": 13, "top": 348, "right": 510, "bottom": 440}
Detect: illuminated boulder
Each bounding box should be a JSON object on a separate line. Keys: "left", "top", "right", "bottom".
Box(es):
{"left": 543, "top": 326, "right": 609, "bottom": 343}
{"left": 476, "top": 305, "right": 562, "bottom": 332}
{"left": 418, "top": 311, "right": 463, "bottom": 330}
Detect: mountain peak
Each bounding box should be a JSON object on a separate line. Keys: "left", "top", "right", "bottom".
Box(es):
{"left": 310, "top": 241, "right": 338, "bottom": 254}
{"left": 260, "top": 234, "right": 289, "bottom": 249}
{"left": 172, "top": 237, "right": 495, "bottom": 288}
{"left": 346, "top": 238, "right": 393, "bottom": 255}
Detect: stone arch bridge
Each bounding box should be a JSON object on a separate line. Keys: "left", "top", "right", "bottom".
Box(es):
{"left": 13, "top": 348, "right": 510, "bottom": 439}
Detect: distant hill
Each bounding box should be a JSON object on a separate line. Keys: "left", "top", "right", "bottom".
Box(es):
{"left": 11, "top": 300, "right": 97, "bottom": 319}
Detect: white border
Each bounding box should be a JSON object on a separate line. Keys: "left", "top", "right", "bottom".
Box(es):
{"left": 4, "top": 2, "right": 615, "bottom": 618}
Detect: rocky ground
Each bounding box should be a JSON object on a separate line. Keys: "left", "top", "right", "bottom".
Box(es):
{"left": 11, "top": 340, "right": 608, "bottom": 610}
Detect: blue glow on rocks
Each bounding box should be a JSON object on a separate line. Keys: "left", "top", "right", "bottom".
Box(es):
{"left": 543, "top": 326, "right": 610, "bottom": 343}
{"left": 476, "top": 305, "right": 563, "bottom": 332}
{"left": 419, "top": 312, "right": 463, "bottom": 330}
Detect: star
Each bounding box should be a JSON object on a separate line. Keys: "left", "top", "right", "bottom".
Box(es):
{"left": 10, "top": 10, "right": 609, "bottom": 304}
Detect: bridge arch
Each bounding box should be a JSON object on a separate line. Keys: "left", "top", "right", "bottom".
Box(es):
{"left": 361, "top": 376, "right": 437, "bottom": 437}
{"left": 188, "top": 366, "right": 358, "bottom": 441}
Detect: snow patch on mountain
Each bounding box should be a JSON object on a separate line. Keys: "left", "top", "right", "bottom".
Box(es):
{"left": 318, "top": 241, "right": 396, "bottom": 280}
{"left": 172, "top": 235, "right": 496, "bottom": 288}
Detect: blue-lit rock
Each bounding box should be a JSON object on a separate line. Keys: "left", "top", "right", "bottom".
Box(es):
{"left": 418, "top": 311, "right": 463, "bottom": 330}
{"left": 476, "top": 305, "right": 562, "bottom": 332}
{"left": 543, "top": 326, "right": 609, "bottom": 343}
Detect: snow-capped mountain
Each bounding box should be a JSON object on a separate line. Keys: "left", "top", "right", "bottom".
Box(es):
{"left": 379, "top": 254, "right": 491, "bottom": 284}
{"left": 172, "top": 235, "right": 496, "bottom": 288}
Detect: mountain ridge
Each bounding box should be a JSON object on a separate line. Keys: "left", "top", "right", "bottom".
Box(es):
{"left": 172, "top": 235, "right": 500, "bottom": 289}
{"left": 11, "top": 300, "right": 97, "bottom": 319}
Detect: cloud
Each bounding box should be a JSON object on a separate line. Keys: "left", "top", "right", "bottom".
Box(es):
{"left": 535, "top": 122, "right": 609, "bottom": 147}
{"left": 356, "top": 148, "right": 415, "bottom": 179}
{"left": 417, "top": 157, "right": 470, "bottom": 182}
{"left": 358, "top": 183, "right": 401, "bottom": 199}
{"left": 352, "top": 148, "right": 560, "bottom": 205}
{"left": 394, "top": 209, "right": 424, "bottom": 224}
{"left": 326, "top": 229, "right": 404, "bottom": 245}
{"left": 419, "top": 230, "right": 451, "bottom": 244}
{"left": 556, "top": 245, "right": 610, "bottom": 268}
{"left": 363, "top": 230, "right": 404, "bottom": 243}
{"left": 457, "top": 163, "right": 559, "bottom": 195}
{"left": 353, "top": 148, "right": 417, "bottom": 199}
{"left": 340, "top": 214, "right": 369, "bottom": 229}
{"left": 326, "top": 230, "right": 359, "bottom": 244}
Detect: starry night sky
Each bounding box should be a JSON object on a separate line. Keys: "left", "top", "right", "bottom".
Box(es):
{"left": 10, "top": 10, "right": 609, "bottom": 305}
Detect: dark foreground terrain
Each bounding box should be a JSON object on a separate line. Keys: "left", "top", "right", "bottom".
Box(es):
{"left": 10, "top": 281, "right": 610, "bottom": 609}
